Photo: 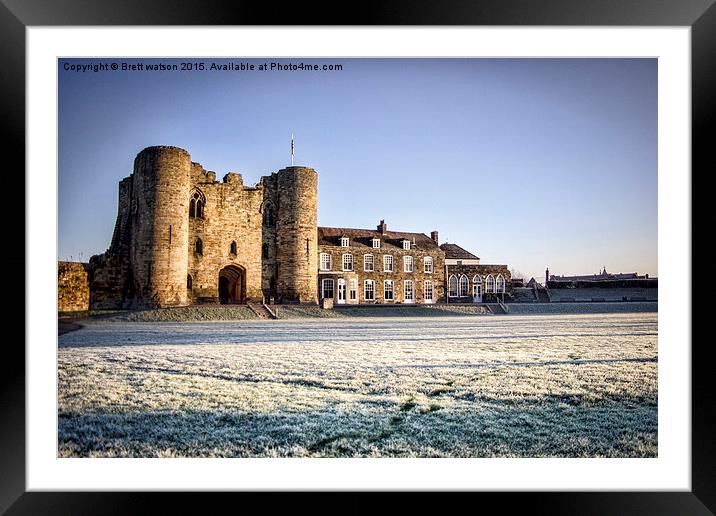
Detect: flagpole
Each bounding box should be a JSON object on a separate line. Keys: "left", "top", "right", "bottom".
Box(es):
{"left": 291, "top": 133, "right": 294, "bottom": 166}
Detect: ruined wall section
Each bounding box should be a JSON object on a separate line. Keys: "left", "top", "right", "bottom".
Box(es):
{"left": 58, "top": 261, "right": 90, "bottom": 312}
{"left": 87, "top": 253, "right": 129, "bottom": 309}
{"left": 275, "top": 167, "right": 318, "bottom": 303}
{"left": 88, "top": 175, "right": 133, "bottom": 309}
{"left": 108, "top": 176, "right": 132, "bottom": 254}
{"left": 187, "top": 166, "right": 264, "bottom": 303}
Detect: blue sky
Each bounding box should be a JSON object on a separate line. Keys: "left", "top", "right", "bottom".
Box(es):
{"left": 59, "top": 58, "right": 657, "bottom": 281}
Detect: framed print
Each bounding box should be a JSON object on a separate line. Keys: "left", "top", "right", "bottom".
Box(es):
{"left": 3, "top": 0, "right": 712, "bottom": 513}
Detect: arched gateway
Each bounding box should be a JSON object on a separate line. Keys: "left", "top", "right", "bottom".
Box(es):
{"left": 218, "top": 265, "right": 246, "bottom": 304}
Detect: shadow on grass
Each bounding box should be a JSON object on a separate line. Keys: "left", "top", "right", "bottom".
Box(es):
{"left": 58, "top": 397, "right": 657, "bottom": 458}
{"left": 58, "top": 327, "right": 659, "bottom": 349}
{"left": 386, "top": 356, "right": 658, "bottom": 370}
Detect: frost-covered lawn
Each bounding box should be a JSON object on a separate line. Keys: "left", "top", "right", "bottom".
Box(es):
{"left": 58, "top": 313, "right": 657, "bottom": 457}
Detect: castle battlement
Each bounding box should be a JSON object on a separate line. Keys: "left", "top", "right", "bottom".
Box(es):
{"left": 88, "top": 146, "right": 319, "bottom": 309}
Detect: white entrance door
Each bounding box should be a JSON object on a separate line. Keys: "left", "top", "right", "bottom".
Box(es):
{"left": 337, "top": 278, "right": 346, "bottom": 304}
{"left": 473, "top": 283, "right": 482, "bottom": 303}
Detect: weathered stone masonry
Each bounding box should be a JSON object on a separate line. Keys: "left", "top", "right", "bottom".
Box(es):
{"left": 58, "top": 262, "right": 90, "bottom": 312}
{"left": 85, "top": 146, "right": 319, "bottom": 309}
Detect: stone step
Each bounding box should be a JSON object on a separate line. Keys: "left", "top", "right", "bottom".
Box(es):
{"left": 247, "top": 301, "right": 277, "bottom": 319}
{"left": 486, "top": 303, "right": 507, "bottom": 315}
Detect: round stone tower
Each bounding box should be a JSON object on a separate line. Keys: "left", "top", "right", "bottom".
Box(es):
{"left": 130, "top": 146, "right": 191, "bottom": 307}
{"left": 275, "top": 166, "right": 318, "bottom": 303}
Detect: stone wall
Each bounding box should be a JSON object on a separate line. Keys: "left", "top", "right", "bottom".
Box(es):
{"left": 58, "top": 261, "right": 89, "bottom": 312}
{"left": 187, "top": 164, "right": 265, "bottom": 303}
{"left": 90, "top": 146, "right": 277, "bottom": 307}
{"left": 87, "top": 253, "right": 129, "bottom": 309}
{"left": 260, "top": 174, "right": 279, "bottom": 302}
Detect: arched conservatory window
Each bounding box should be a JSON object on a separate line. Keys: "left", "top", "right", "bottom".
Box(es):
{"left": 496, "top": 274, "right": 505, "bottom": 293}
{"left": 459, "top": 275, "right": 470, "bottom": 296}
{"left": 448, "top": 275, "right": 458, "bottom": 297}
{"left": 486, "top": 274, "right": 495, "bottom": 293}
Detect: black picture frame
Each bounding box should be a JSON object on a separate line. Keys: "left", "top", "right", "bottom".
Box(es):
{"left": 3, "top": 0, "right": 711, "bottom": 513}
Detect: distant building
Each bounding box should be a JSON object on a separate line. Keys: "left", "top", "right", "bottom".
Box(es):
{"left": 546, "top": 266, "right": 657, "bottom": 300}
{"left": 526, "top": 277, "right": 541, "bottom": 289}
{"left": 549, "top": 267, "right": 651, "bottom": 283}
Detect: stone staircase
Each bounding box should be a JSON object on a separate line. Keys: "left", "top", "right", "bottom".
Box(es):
{"left": 512, "top": 287, "right": 538, "bottom": 303}
{"left": 247, "top": 301, "right": 277, "bottom": 319}
{"left": 486, "top": 303, "right": 507, "bottom": 314}
{"left": 535, "top": 288, "right": 551, "bottom": 303}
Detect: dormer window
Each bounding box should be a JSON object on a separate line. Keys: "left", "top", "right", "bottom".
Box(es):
{"left": 372, "top": 238, "right": 381, "bottom": 249}
{"left": 340, "top": 237, "right": 350, "bottom": 247}
{"left": 402, "top": 240, "right": 411, "bottom": 250}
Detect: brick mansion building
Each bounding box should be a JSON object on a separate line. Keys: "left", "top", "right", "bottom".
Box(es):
{"left": 77, "top": 146, "right": 510, "bottom": 310}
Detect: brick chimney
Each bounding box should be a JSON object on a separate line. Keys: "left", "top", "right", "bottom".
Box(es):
{"left": 430, "top": 231, "right": 439, "bottom": 244}
{"left": 377, "top": 219, "right": 387, "bottom": 234}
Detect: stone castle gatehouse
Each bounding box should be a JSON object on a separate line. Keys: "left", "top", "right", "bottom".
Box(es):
{"left": 80, "top": 146, "right": 510, "bottom": 310}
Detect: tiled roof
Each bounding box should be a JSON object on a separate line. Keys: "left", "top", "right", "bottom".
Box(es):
{"left": 318, "top": 227, "right": 441, "bottom": 251}
{"left": 439, "top": 243, "right": 480, "bottom": 260}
